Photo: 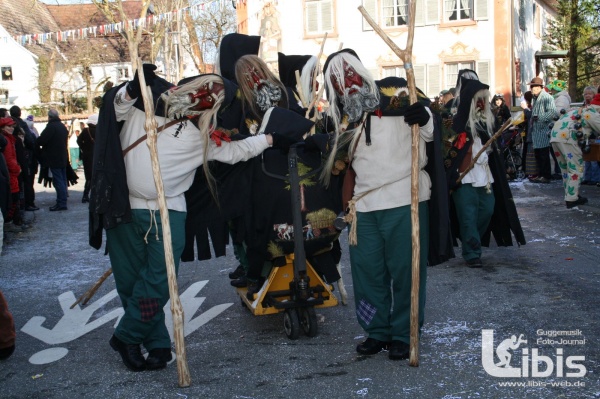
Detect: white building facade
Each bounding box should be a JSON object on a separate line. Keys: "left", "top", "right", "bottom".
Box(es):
{"left": 237, "top": 0, "right": 557, "bottom": 105}
{"left": 0, "top": 26, "right": 41, "bottom": 108}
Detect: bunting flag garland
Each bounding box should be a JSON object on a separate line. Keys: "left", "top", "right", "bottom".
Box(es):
{"left": 8, "top": 0, "right": 227, "bottom": 46}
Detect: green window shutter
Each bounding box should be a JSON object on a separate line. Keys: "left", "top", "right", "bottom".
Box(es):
{"left": 427, "top": 64, "right": 441, "bottom": 98}
{"left": 362, "top": 0, "right": 378, "bottom": 31}
{"left": 474, "top": 0, "right": 488, "bottom": 20}
{"left": 476, "top": 60, "right": 490, "bottom": 85}
{"left": 426, "top": 0, "right": 439, "bottom": 25}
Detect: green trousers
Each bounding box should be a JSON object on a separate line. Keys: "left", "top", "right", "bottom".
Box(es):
{"left": 349, "top": 202, "right": 429, "bottom": 344}
{"left": 106, "top": 209, "right": 186, "bottom": 350}
{"left": 452, "top": 184, "right": 495, "bottom": 261}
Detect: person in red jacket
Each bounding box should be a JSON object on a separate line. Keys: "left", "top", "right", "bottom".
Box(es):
{"left": 0, "top": 117, "right": 23, "bottom": 226}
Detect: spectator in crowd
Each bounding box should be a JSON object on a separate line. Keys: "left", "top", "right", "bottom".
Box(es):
{"left": 68, "top": 123, "right": 81, "bottom": 170}
{"left": 25, "top": 115, "right": 39, "bottom": 137}
{"left": 77, "top": 114, "right": 97, "bottom": 203}
{"left": 520, "top": 91, "right": 538, "bottom": 179}
{"left": 36, "top": 109, "right": 69, "bottom": 211}
{"left": 527, "top": 77, "right": 556, "bottom": 183}
{"left": 0, "top": 118, "right": 23, "bottom": 228}
{"left": 23, "top": 115, "right": 39, "bottom": 211}
{"left": 10, "top": 106, "right": 37, "bottom": 211}
{"left": 0, "top": 131, "right": 10, "bottom": 249}
{"left": 491, "top": 93, "right": 512, "bottom": 127}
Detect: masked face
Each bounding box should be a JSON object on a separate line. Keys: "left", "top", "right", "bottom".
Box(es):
{"left": 245, "top": 67, "right": 265, "bottom": 90}
{"left": 189, "top": 81, "right": 224, "bottom": 111}
{"left": 476, "top": 98, "right": 486, "bottom": 111}
{"left": 331, "top": 62, "right": 363, "bottom": 96}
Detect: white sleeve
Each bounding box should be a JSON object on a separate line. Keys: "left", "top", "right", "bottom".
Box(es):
{"left": 208, "top": 135, "right": 270, "bottom": 164}
{"left": 419, "top": 108, "right": 434, "bottom": 142}
{"left": 114, "top": 86, "right": 137, "bottom": 122}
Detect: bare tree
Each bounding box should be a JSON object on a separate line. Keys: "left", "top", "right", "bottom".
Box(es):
{"left": 181, "top": 0, "right": 236, "bottom": 73}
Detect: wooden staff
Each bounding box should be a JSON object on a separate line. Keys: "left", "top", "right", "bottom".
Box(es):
{"left": 295, "top": 70, "right": 308, "bottom": 107}
{"left": 70, "top": 268, "right": 113, "bottom": 309}
{"left": 358, "top": 4, "right": 421, "bottom": 367}
{"left": 305, "top": 33, "right": 328, "bottom": 120}
{"left": 456, "top": 119, "right": 513, "bottom": 184}
{"left": 138, "top": 59, "right": 191, "bottom": 387}
{"left": 117, "top": 0, "right": 190, "bottom": 387}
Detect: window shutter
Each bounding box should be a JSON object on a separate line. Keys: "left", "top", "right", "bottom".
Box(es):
{"left": 415, "top": 0, "right": 425, "bottom": 26}
{"left": 362, "top": 0, "right": 378, "bottom": 31}
{"left": 427, "top": 64, "right": 440, "bottom": 98}
{"left": 476, "top": 60, "right": 490, "bottom": 85}
{"left": 425, "top": 0, "right": 439, "bottom": 25}
{"left": 414, "top": 65, "right": 426, "bottom": 94}
{"left": 306, "top": 2, "right": 318, "bottom": 33}
{"left": 474, "top": 0, "right": 488, "bottom": 20}
{"left": 322, "top": 0, "right": 333, "bottom": 31}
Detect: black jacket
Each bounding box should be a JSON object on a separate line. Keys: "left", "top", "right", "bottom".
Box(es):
{"left": 77, "top": 126, "right": 95, "bottom": 166}
{"left": 36, "top": 118, "right": 68, "bottom": 168}
{"left": 88, "top": 83, "right": 131, "bottom": 250}
{"left": 15, "top": 118, "right": 38, "bottom": 174}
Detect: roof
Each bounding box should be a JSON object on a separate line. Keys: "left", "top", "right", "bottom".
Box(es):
{"left": 0, "top": 0, "right": 60, "bottom": 57}
{"left": 45, "top": 2, "right": 144, "bottom": 31}
{"left": 45, "top": 1, "right": 151, "bottom": 63}
{"left": 0, "top": 0, "right": 151, "bottom": 63}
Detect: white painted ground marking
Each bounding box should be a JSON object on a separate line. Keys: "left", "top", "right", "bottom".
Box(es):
{"left": 21, "top": 289, "right": 124, "bottom": 345}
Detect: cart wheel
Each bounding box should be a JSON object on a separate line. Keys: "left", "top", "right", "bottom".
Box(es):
{"left": 299, "top": 307, "right": 318, "bottom": 337}
{"left": 283, "top": 309, "right": 301, "bottom": 340}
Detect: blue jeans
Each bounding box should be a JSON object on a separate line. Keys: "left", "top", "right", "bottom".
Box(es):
{"left": 50, "top": 167, "right": 67, "bottom": 208}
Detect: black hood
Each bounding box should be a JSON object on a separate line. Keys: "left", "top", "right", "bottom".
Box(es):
{"left": 219, "top": 33, "right": 261, "bottom": 83}
{"left": 374, "top": 76, "right": 431, "bottom": 116}
{"left": 277, "top": 52, "right": 312, "bottom": 90}
{"left": 322, "top": 48, "right": 360, "bottom": 78}
{"left": 451, "top": 78, "right": 489, "bottom": 133}
{"left": 133, "top": 75, "right": 175, "bottom": 118}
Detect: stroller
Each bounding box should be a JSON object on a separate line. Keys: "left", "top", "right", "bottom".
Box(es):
{"left": 499, "top": 124, "right": 524, "bottom": 180}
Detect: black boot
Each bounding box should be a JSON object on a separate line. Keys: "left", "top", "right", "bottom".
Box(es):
{"left": 109, "top": 335, "right": 146, "bottom": 371}
{"left": 145, "top": 348, "right": 173, "bottom": 370}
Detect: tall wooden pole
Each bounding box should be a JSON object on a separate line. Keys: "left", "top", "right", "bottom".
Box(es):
{"left": 117, "top": 0, "right": 191, "bottom": 386}
{"left": 358, "top": 4, "right": 421, "bottom": 367}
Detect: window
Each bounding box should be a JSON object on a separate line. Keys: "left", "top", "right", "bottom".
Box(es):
{"left": 383, "top": 0, "right": 409, "bottom": 27}
{"left": 533, "top": 3, "right": 541, "bottom": 37}
{"left": 1, "top": 67, "right": 13, "bottom": 81}
{"left": 116, "top": 67, "right": 130, "bottom": 81}
{"left": 446, "top": 61, "right": 474, "bottom": 87}
{"left": 382, "top": 66, "right": 407, "bottom": 78}
{"left": 444, "top": 0, "right": 473, "bottom": 21}
{"left": 518, "top": 0, "right": 526, "bottom": 30}
{"left": 305, "top": 0, "right": 334, "bottom": 35}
